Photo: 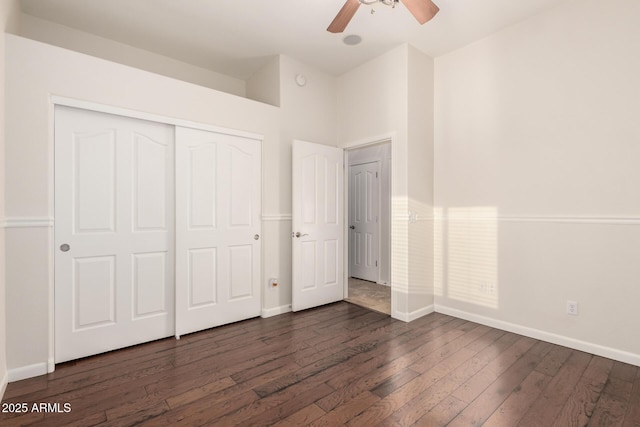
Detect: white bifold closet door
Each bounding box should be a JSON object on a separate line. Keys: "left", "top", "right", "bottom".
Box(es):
{"left": 174, "top": 127, "right": 261, "bottom": 337}
{"left": 55, "top": 107, "right": 262, "bottom": 363}
{"left": 55, "top": 106, "right": 175, "bottom": 363}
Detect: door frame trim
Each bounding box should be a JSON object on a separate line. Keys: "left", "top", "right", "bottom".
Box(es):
{"left": 51, "top": 96, "right": 264, "bottom": 141}
{"left": 342, "top": 133, "right": 395, "bottom": 316}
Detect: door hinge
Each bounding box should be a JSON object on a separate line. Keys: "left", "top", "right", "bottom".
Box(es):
{"left": 375, "top": 260, "right": 378, "bottom": 267}
{"left": 376, "top": 172, "right": 378, "bottom": 178}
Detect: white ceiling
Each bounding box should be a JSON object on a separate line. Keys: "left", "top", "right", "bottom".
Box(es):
{"left": 19, "top": 0, "right": 569, "bottom": 80}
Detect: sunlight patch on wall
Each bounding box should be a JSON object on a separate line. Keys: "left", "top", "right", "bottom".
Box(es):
{"left": 391, "top": 196, "right": 409, "bottom": 294}
{"left": 434, "top": 207, "right": 445, "bottom": 298}
{"left": 435, "top": 206, "right": 499, "bottom": 309}
{"left": 408, "top": 198, "right": 434, "bottom": 299}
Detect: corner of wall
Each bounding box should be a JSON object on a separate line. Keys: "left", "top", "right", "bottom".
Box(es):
{"left": 1, "top": 0, "right": 22, "bottom": 402}
{"left": 246, "top": 55, "right": 281, "bottom": 107}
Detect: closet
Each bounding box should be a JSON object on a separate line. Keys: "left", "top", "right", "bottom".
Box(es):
{"left": 54, "top": 106, "right": 261, "bottom": 363}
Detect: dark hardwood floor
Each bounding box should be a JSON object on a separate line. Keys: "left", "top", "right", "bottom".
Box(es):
{"left": 1, "top": 302, "right": 639, "bottom": 426}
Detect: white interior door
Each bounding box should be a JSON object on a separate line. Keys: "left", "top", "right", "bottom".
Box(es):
{"left": 175, "top": 127, "right": 261, "bottom": 337}
{"left": 292, "top": 140, "right": 344, "bottom": 311}
{"left": 55, "top": 106, "right": 174, "bottom": 363}
{"left": 349, "top": 161, "right": 380, "bottom": 282}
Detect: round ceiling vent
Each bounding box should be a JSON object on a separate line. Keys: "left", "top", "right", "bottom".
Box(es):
{"left": 342, "top": 34, "right": 362, "bottom": 46}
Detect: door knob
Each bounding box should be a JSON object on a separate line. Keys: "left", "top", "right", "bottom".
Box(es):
{"left": 254, "top": 234, "right": 260, "bottom": 240}
{"left": 294, "top": 232, "right": 308, "bottom": 238}
{"left": 349, "top": 225, "right": 355, "bottom": 229}
{"left": 60, "top": 244, "right": 70, "bottom": 252}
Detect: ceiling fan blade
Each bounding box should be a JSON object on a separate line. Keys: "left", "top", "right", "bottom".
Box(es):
{"left": 400, "top": 0, "right": 439, "bottom": 25}
{"left": 327, "top": 0, "right": 361, "bottom": 33}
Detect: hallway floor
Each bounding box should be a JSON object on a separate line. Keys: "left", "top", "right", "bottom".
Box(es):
{"left": 345, "top": 277, "right": 391, "bottom": 315}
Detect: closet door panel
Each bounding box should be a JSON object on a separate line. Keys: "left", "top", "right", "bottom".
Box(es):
{"left": 55, "top": 106, "right": 175, "bottom": 363}
{"left": 175, "top": 127, "right": 261, "bottom": 337}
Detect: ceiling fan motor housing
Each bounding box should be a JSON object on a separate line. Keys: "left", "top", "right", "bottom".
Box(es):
{"left": 328, "top": 0, "right": 439, "bottom": 33}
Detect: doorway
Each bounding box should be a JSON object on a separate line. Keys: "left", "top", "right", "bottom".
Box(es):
{"left": 345, "top": 141, "right": 391, "bottom": 314}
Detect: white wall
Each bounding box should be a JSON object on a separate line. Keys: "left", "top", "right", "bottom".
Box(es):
{"left": 407, "top": 45, "right": 435, "bottom": 314}
{"left": 19, "top": 13, "right": 246, "bottom": 96}
{"left": 434, "top": 0, "right": 640, "bottom": 365}
{"left": 4, "top": 35, "right": 281, "bottom": 380}
{"left": 261, "top": 55, "right": 339, "bottom": 314}
{"left": 337, "top": 45, "right": 435, "bottom": 321}
{"left": 246, "top": 55, "right": 280, "bottom": 107}
{"left": 0, "top": 0, "right": 21, "bottom": 400}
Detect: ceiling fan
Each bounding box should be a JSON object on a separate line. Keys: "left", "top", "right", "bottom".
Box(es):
{"left": 327, "top": 0, "right": 439, "bottom": 33}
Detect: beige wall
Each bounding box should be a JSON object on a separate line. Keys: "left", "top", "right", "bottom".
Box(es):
{"left": 0, "top": 0, "right": 21, "bottom": 400}
{"left": 434, "top": 0, "right": 640, "bottom": 364}
{"left": 18, "top": 13, "right": 246, "bottom": 96}
{"left": 4, "top": 35, "right": 280, "bottom": 379}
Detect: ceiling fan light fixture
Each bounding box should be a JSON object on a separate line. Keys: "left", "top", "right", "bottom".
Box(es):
{"left": 359, "top": 0, "right": 397, "bottom": 6}
{"left": 343, "top": 34, "right": 362, "bottom": 46}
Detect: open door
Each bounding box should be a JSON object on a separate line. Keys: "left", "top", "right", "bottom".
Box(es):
{"left": 292, "top": 140, "right": 344, "bottom": 311}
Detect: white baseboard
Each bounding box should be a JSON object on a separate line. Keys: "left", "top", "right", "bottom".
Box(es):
{"left": 261, "top": 304, "right": 292, "bottom": 318}
{"left": 0, "top": 370, "right": 8, "bottom": 400}
{"left": 435, "top": 305, "right": 640, "bottom": 367}
{"left": 8, "top": 362, "right": 48, "bottom": 382}
{"left": 393, "top": 304, "right": 435, "bottom": 323}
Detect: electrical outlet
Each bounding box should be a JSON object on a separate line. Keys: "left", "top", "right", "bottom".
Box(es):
{"left": 479, "top": 283, "right": 495, "bottom": 294}
{"left": 567, "top": 301, "right": 578, "bottom": 316}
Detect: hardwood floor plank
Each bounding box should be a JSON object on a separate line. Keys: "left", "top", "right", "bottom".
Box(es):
{"left": 377, "top": 333, "right": 531, "bottom": 426}
{"left": 348, "top": 344, "right": 484, "bottom": 425}
{"left": 0, "top": 411, "right": 46, "bottom": 426}
{"left": 516, "top": 350, "right": 593, "bottom": 426}
{"left": 317, "top": 320, "right": 488, "bottom": 414}
{"left": 164, "top": 359, "right": 301, "bottom": 411}
{"left": 102, "top": 401, "right": 171, "bottom": 426}
{"left": 589, "top": 377, "right": 634, "bottom": 427}
{"left": 218, "top": 382, "right": 334, "bottom": 426}
{"left": 370, "top": 368, "right": 421, "bottom": 398}
{"left": 483, "top": 370, "right": 552, "bottom": 426}
{"left": 413, "top": 395, "right": 468, "bottom": 426}
{"left": 324, "top": 314, "right": 466, "bottom": 392}
{"left": 610, "top": 361, "right": 638, "bottom": 383}
{"left": 140, "top": 389, "right": 260, "bottom": 426}
{"left": 552, "top": 356, "right": 613, "bottom": 427}
{"left": 164, "top": 377, "right": 236, "bottom": 409}
{"left": 623, "top": 368, "right": 640, "bottom": 427}
{"left": 535, "top": 345, "right": 573, "bottom": 377}
{"left": 408, "top": 324, "right": 492, "bottom": 374}
{"left": 36, "top": 411, "right": 107, "bottom": 427}
{"left": 450, "top": 338, "right": 544, "bottom": 404}
{"left": 271, "top": 404, "right": 326, "bottom": 426}
{"left": 253, "top": 341, "right": 380, "bottom": 398}
{"left": 3, "top": 302, "right": 640, "bottom": 426}
{"left": 309, "top": 391, "right": 380, "bottom": 426}
{"left": 2, "top": 376, "right": 49, "bottom": 401}
{"left": 447, "top": 340, "right": 551, "bottom": 426}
